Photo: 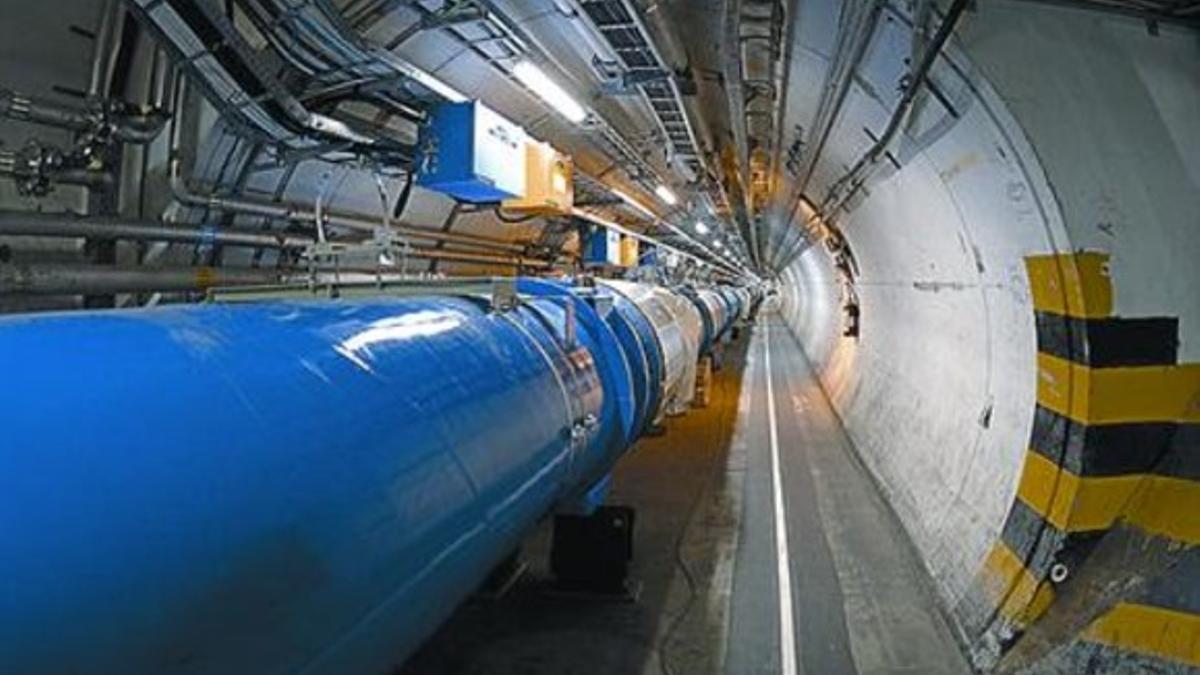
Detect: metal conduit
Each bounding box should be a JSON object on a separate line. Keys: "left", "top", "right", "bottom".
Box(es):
{"left": 774, "top": 0, "right": 970, "bottom": 271}
{"left": 767, "top": 0, "right": 885, "bottom": 271}
{"left": 167, "top": 159, "right": 529, "bottom": 254}
{"left": 0, "top": 210, "right": 550, "bottom": 270}
{"left": 160, "top": 78, "right": 539, "bottom": 267}
{"left": 0, "top": 87, "right": 168, "bottom": 145}
{"left": 399, "top": 247, "right": 553, "bottom": 269}
{"left": 0, "top": 250, "right": 549, "bottom": 296}
{"left": 818, "top": 0, "right": 970, "bottom": 215}
{"left": 0, "top": 210, "right": 315, "bottom": 250}
{"left": 0, "top": 263, "right": 284, "bottom": 296}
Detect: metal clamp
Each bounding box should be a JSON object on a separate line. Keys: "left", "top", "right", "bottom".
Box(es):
{"left": 570, "top": 413, "right": 599, "bottom": 441}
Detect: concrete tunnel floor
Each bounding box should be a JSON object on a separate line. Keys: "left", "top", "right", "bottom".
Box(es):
{"left": 397, "top": 314, "right": 970, "bottom": 675}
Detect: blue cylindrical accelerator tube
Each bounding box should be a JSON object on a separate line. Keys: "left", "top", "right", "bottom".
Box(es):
{"left": 0, "top": 295, "right": 610, "bottom": 675}
{"left": 680, "top": 287, "right": 711, "bottom": 354}
{"left": 515, "top": 279, "right": 637, "bottom": 484}
{"left": 686, "top": 288, "right": 729, "bottom": 355}
{"left": 592, "top": 283, "right": 664, "bottom": 436}
{"left": 733, "top": 287, "right": 754, "bottom": 322}
{"left": 719, "top": 288, "right": 742, "bottom": 329}
{"left": 712, "top": 289, "right": 737, "bottom": 337}
{"left": 595, "top": 279, "right": 700, "bottom": 421}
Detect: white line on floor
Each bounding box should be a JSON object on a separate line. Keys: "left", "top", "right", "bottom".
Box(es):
{"left": 763, "top": 319, "right": 798, "bottom": 675}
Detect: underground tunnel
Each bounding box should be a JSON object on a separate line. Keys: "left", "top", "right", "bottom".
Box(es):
{"left": 0, "top": 0, "right": 1196, "bottom": 673}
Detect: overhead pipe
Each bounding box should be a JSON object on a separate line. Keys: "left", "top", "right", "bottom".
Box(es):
{"left": 719, "top": 0, "right": 761, "bottom": 264}
{"left": 0, "top": 87, "right": 168, "bottom": 145}
{"left": 0, "top": 263, "right": 284, "bottom": 296}
{"left": 0, "top": 276, "right": 736, "bottom": 672}
{"left": 774, "top": 0, "right": 970, "bottom": 271}
{"left": 87, "top": 0, "right": 121, "bottom": 98}
{"left": 391, "top": 246, "right": 554, "bottom": 269}
{"left": 0, "top": 88, "right": 91, "bottom": 131}
{"left": 1006, "top": 0, "right": 1200, "bottom": 29}
{"left": 126, "top": 0, "right": 386, "bottom": 148}
{"left": 0, "top": 215, "right": 552, "bottom": 297}
{"left": 764, "top": 0, "right": 800, "bottom": 206}
{"left": 0, "top": 148, "right": 115, "bottom": 195}
{"left": 283, "top": 245, "right": 555, "bottom": 271}
{"left": 820, "top": 0, "right": 970, "bottom": 212}
{"left": 145, "top": 89, "right": 554, "bottom": 269}
{"left": 167, "top": 157, "right": 530, "bottom": 255}
{"left": 784, "top": 0, "right": 885, "bottom": 207}
{"left": 767, "top": 0, "right": 885, "bottom": 270}
{"left": 0, "top": 253, "right": 548, "bottom": 297}
{"left": 0, "top": 210, "right": 317, "bottom": 250}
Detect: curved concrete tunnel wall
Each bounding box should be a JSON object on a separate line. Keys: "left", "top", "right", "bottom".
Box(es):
{"left": 779, "top": 4, "right": 1198, "bottom": 673}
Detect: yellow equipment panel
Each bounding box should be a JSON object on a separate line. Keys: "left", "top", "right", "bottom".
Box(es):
{"left": 620, "top": 235, "right": 640, "bottom": 267}
{"left": 502, "top": 140, "right": 574, "bottom": 215}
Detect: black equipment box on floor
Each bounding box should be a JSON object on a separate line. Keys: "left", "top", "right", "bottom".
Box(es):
{"left": 550, "top": 506, "right": 635, "bottom": 591}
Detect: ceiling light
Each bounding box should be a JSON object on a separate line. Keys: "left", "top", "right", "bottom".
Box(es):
{"left": 654, "top": 185, "right": 678, "bottom": 206}
{"left": 612, "top": 188, "right": 657, "bottom": 218}
{"left": 713, "top": 239, "right": 724, "bottom": 248}
{"left": 513, "top": 60, "right": 587, "bottom": 124}
{"left": 694, "top": 221, "right": 710, "bottom": 235}
{"left": 389, "top": 58, "right": 467, "bottom": 103}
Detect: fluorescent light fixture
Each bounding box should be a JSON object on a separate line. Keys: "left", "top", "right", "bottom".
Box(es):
{"left": 654, "top": 185, "right": 678, "bottom": 206}
{"left": 382, "top": 54, "right": 468, "bottom": 103}
{"left": 612, "top": 188, "right": 657, "bottom": 219}
{"left": 694, "top": 221, "right": 710, "bottom": 235}
{"left": 513, "top": 60, "right": 587, "bottom": 124}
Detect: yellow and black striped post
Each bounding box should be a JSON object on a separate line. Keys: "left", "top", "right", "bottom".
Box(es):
{"left": 962, "top": 251, "right": 1199, "bottom": 670}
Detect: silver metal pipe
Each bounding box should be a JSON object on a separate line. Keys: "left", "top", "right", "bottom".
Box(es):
{"left": 774, "top": 0, "right": 970, "bottom": 272}
{"left": 768, "top": 0, "right": 885, "bottom": 270}
{"left": 0, "top": 87, "right": 168, "bottom": 144}
{"left": 0, "top": 263, "right": 284, "bottom": 296}
{"left": 0, "top": 248, "right": 550, "bottom": 296}
{"left": 0, "top": 88, "right": 89, "bottom": 131}
{"left": 109, "top": 111, "right": 171, "bottom": 144}
{"left": 48, "top": 168, "right": 116, "bottom": 191}
{"left": 399, "top": 246, "right": 553, "bottom": 269}
{"left": 0, "top": 210, "right": 314, "bottom": 249}
{"left": 818, "top": 0, "right": 970, "bottom": 216}
{"left": 88, "top": 0, "right": 121, "bottom": 98}
{"left": 167, "top": 158, "right": 528, "bottom": 254}
{"left": 0, "top": 210, "right": 554, "bottom": 269}
{"left": 0, "top": 147, "right": 114, "bottom": 195}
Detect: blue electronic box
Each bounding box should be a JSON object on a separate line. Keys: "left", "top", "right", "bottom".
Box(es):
{"left": 417, "top": 101, "right": 528, "bottom": 203}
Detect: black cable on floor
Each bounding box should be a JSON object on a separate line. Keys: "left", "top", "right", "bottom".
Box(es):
{"left": 657, "top": 353, "right": 742, "bottom": 675}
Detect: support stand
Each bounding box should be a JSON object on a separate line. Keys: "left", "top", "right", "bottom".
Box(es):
{"left": 548, "top": 505, "right": 639, "bottom": 600}
{"left": 694, "top": 356, "right": 713, "bottom": 408}
{"left": 643, "top": 422, "right": 667, "bottom": 437}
